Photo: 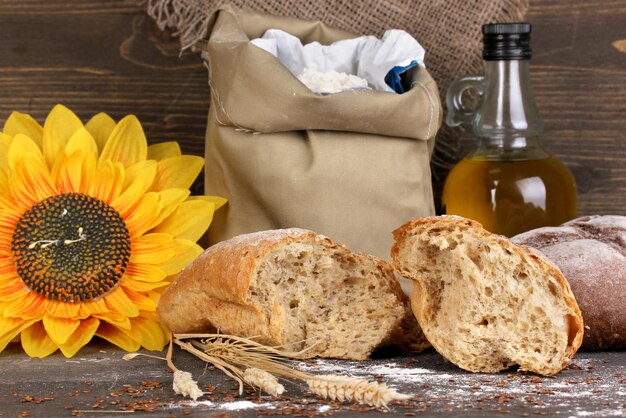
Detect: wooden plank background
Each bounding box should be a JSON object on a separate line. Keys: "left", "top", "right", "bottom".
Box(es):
{"left": 0, "top": 0, "right": 624, "bottom": 215}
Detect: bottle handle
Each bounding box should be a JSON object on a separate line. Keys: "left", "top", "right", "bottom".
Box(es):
{"left": 445, "top": 75, "right": 484, "bottom": 127}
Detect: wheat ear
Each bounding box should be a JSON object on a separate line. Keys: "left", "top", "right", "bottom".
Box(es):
{"left": 305, "top": 374, "right": 412, "bottom": 408}
{"left": 243, "top": 367, "right": 285, "bottom": 396}
{"left": 172, "top": 370, "right": 204, "bottom": 401}
{"left": 166, "top": 338, "right": 204, "bottom": 400}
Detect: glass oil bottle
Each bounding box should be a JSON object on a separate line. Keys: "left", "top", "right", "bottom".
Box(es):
{"left": 442, "top": 23, "right": 577, "bottom": 237}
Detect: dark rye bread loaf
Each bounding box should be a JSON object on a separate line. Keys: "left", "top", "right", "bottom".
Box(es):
{"left": 512, "top": 215, "right": 626, "bottom": 351}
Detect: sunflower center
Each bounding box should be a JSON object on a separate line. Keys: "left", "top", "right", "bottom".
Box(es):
{"left": 11, "top": 193, "right": 131, "bottom": 303}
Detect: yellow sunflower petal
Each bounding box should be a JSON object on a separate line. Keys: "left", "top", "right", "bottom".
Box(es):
{"left": 8, "top": 133, "right": 45, "bottom": 170}
{"left": 19, "top": 293, "right": 46, "bottom": 319}
{"left": 147, "top": 141, "right": 181, "bottom": 160}
{"left": 0, "top": 237, "right": 15, "bottom": 257}
{"left": 55, "top": 151, "right": 99, "bottom": 195}
{"left": 0, "top": 280, "right": 30, "bottom": 303}
{"left": 0, "top": 253, "right": 15, "bottom": 275}
{"left": 121, "top": 160, "right": 155, "bottom": 191}
{"left": 151, "top": 199, "right": 218, "bottom": 242}
{"left": 95, "top": 322, "right": 140, "bottom": 352}
{"left": 77, "top": 153, "right": 97, "bottom": 195}
{"left": 78, "top": 298, "right": 109, "bottom": 318}
{"left": 0, "top": 191, "right": 20, "bottom": 216}
{"left": 94, "top": 312, "right": 132, "bottom": 331}
{"left": 144, "top": 189, "right": 190, "bottom": 232}
{"left": 65, "top": 126, "right": 98, "bottom": 156}
{"left": 0, "top": 169, "right": 8, "bottom": 195}
{"left": 42, "top": 315, "right": 81, "bottom": 345}
{"left": 0, "top": 316, "right": 35, "bottom": 352}
{"left": 188, "top": 194, "right": 228, "bottom": 210}
{"left": 122, "top": 192, "right": 162, "bottom": 238}
{"left": 99, "top": 114, "right": 147, "bottom": 168}
{"left": 7, "top": 134, "right": 56, "bottom": 206}
{"left": 104, "top": 288, "right": 140, "bottom": 318}
{"left": 57, "top": 317, "right": 99, "bottom": 358}
{"left": 120, "top": 277, "right": 170, "bottom": 292}
{"left": 3, "top": 111, "right": 43, "bottom": 149}
{"left": 130, "top": 317, "right": 169, "bottom": 351}
{"left": 131, "top": 232, "right": 173, "bottom": 250}
{"left": 128, "top": 233, "right": 177, "bottom": 265}
{"left": 50, "top": 128, "right": 97, "bottom": 194}
{"left": 159, "top": 239, "right": 203, "bottom": 276}
{"left": 9, "top": 153, "right": 57, "bottom": 209}
{"left": 0, "top": 274, "right": 15, "bottom": 290}
{"left": 20, "top": 321, "right": 58, "bottom": 358}
{"left": 88, "top": 160, "right": 124, "bottom": 204}
{"left": 42, "top": 104, "right": 83, "bottom": 167}
{"left": 110, "top": 161, "right": 157, "bottom": 218}
{"left": 0, "top": 133, "right": 12, "bottom": 173}
{"left": 124, "top": 289, "right": 157, "bottom": 312}
{"left": 0, "top": 251, "right": 11, "bottom": 265}
{"left": 0, "top": 206, "right": 19, "bottom": 230}
{"left": 85, "top": 112, "right": 116, "bottom": 154}
{"left": 45, "top": 300, "right": 81, "bottom": 319}
{"left": 51, "top": 150, "right": 80, "bottom": 194}
{"left": 150, "top": 156, "right": 204, "bottom": 192}
{"left": 0, "top": 137, "right": 11, "bottom": 194}
{"left": 0, "top": 252, "right": 8, "bottom": 264}
{"left": 123, "top": 263, "right": 167, "bottom": 283}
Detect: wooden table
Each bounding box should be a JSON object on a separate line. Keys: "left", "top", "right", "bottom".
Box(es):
{"left": 1, "top": 342, "right": 624, "bottom": 417}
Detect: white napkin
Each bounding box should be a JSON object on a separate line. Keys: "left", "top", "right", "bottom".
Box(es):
{"left": 251, "top": 29, "right": 425, "bottom": 93}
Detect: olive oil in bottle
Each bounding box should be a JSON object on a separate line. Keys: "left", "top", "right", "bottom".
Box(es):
{"left": 442, "top": 23, "right": 577, "bottom": 237}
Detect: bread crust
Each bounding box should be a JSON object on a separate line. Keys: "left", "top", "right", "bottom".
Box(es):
{"left": 157, "top": 228, "right": 427, "bottom": 357}
{"left": 512, "top": 215, "right": 626, "bottom": 350}
{"left": 392, "top": 216, "right": 584, "bottom": 376}
{"left": 158, "top": 229, "right": 321, "bottom": 344}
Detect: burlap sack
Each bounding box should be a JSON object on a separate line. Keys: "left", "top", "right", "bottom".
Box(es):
{"left": 193, "top": 8, "right": 441, "bottom": 258}
{"left": 146, "top": 0, "right": 528, "bottom": 209}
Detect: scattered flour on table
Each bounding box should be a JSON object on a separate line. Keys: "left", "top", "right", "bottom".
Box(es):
{"left": 317, "top": 405, "right": 331, "bottom": 413}
{"left": 296, "top": 356, "right": 626, "bottom": 414}
{"left": 298, "top": 360, "right": 451, "bottom": 383}
{"left": 168, "top": 400, "right": 275, "bottom": 411}
{"left": 570, "top": 410, "right": 626, "bottom": 417}
{"left": 164, "top": 355, "right": 624, "bottom": 416}
{"left": 169, "top": 400, "right": 214, "bottom": 408}
{"left": 221, "top": 400, "right": 275, "bottom": 410}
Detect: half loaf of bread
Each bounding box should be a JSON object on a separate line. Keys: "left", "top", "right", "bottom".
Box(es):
{"left": 391, "top": 216, "right": 584, "bottom": 376}
{"left": 157, "top": 228, "right": 428, "bottom": 360}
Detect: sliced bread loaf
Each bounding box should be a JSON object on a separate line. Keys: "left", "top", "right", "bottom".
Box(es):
{"left": 157, "top": 228, "right": 428, "bottom": 360}
{"left": 391, "top": 216, "right": 584, "bottom": 376}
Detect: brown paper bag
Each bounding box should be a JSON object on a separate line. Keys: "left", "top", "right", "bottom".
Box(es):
{"left": 200, "top": 8, "right": 442, "bottom": 258}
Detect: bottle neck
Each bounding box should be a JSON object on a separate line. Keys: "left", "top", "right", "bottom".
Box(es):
{"left": 473, "top": 59, "right": 545, "bottom": 157}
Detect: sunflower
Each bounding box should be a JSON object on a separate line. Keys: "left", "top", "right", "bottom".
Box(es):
{"left": 0, "top": 104, "right": 225, "bottom": 358}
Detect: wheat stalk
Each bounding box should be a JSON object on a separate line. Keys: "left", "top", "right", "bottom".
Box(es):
{"left": 123, "top": 333, "right": 413, "bottom": 407}
{"left": 167, "top": 333, "right": 412, "bottom": 408}
{"left": 173, "top": 337, "right": 247, "bottom": 394}
{"left": 175, "top": 333, "right": 317, "bottom": 359}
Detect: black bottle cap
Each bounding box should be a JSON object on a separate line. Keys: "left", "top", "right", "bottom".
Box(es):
{"left": 482, "top": 22, "right": 532, "bottom": 60}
